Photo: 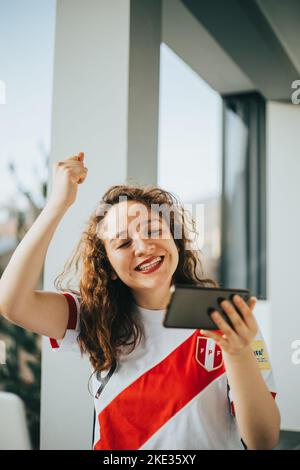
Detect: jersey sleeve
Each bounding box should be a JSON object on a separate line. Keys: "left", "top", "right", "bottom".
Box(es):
{"left": 227, "top": 328, "right": 277, "bottom": 418}
{"left": 49, "top": 291, "right": 81, "bottom": 353}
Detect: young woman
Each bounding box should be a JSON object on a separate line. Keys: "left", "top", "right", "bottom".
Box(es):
{"left": 0, "top": 152, "right": 280, "bottom": 450}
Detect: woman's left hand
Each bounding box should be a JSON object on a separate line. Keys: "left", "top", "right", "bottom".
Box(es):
{"left": 200, "top": 295, "right": 258, "bottom": 357}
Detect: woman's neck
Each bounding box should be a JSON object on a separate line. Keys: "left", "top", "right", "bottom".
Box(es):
{"left": 132, "top": 283, "right": 173, "bottom": 310}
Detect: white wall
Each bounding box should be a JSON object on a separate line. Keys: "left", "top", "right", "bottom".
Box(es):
{"left": 267, "top": 101, "right": 300, "bottom": 431}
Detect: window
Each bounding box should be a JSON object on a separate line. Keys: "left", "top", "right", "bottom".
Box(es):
{"left": 158, "top": 43, "right": 222, "bottom": 281}
{"left": 221, "top": 92, "right": 266, "bottom": 299}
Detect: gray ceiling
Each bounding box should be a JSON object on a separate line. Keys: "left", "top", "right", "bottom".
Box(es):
{"left": 181, "top": 0, "right": 300, "bottom": 100}
{"left": 256, "top": 0, "right": 300, "bottom": 74}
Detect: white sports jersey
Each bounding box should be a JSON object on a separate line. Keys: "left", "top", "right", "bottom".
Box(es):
{"left": 49, "top": 291, "right": 277, "bottom": 450}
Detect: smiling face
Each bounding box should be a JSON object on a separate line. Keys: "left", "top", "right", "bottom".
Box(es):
{"left": 100, "top": 200, "right": 179, "bottom": 309}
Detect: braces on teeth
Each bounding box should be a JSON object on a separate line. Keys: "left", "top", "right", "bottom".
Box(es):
{"left": 137, "top": 257, "right": 163, "bottom": 270}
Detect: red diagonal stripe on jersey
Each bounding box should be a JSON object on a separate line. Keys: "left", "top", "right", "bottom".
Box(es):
{"left": 94, "top": 329, "right": 226, "bottom": 450}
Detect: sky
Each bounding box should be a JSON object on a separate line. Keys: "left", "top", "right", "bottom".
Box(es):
{"left": 0, "top": 0, "right": 56, "bottom": 217}
{"left": 0, "top": 0, "right": 222, "bottom": 222}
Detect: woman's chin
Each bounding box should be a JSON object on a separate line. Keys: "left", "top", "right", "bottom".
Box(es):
{"left": 136, "top": 270, "right": 169, "bottom": 287}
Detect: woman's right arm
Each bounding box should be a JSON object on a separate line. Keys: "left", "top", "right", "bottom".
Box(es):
{"left": 0, "top": 152, "right": 88, "bottom": 339}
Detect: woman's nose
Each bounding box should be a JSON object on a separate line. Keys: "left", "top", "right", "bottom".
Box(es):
{"left": 133, "top": 238, "right": 155, "bottom": 257}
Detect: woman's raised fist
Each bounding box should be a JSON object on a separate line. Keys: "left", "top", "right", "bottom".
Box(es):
{"left": 47, "top": 152, "right": 88, "bottom": 210}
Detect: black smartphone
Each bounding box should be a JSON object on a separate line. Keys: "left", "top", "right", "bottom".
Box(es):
{"left": 163, "top": 284, "right": 252, "bottom": 330}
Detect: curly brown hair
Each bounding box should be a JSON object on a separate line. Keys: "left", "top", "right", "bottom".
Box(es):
{"left": 54, "top": 184, "right": 218, "bottom": 378}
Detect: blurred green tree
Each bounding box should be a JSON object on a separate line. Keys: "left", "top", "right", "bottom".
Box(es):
{"left": 0, "top": 141, "right": 49, "bottom": 449}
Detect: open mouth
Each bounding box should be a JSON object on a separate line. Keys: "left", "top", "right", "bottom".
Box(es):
{"left": 134, "top": 256, "right": 164, "bottom": 274}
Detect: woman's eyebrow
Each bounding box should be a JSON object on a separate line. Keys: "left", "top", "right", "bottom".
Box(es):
{"left": 109, "top": 217, "right": 161, "bottom": 243}
{"left": 109, "top": 230, "right": 128, "bottom": 244}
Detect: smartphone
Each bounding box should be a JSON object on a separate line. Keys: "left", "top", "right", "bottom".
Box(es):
{"left": 163, "top": 284, "right": 252, "bottom": 330}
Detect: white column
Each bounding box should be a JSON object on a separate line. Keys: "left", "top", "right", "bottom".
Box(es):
{"left": 127, "top": 0, "right": 161, "bottom": 185}
{"left": 41, "top": 0, "right": 161, "bottom": 449}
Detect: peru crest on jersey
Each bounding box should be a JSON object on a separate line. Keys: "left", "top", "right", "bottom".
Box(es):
{"left": 195, "top": 336, "right": 223, "bottom": 372}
